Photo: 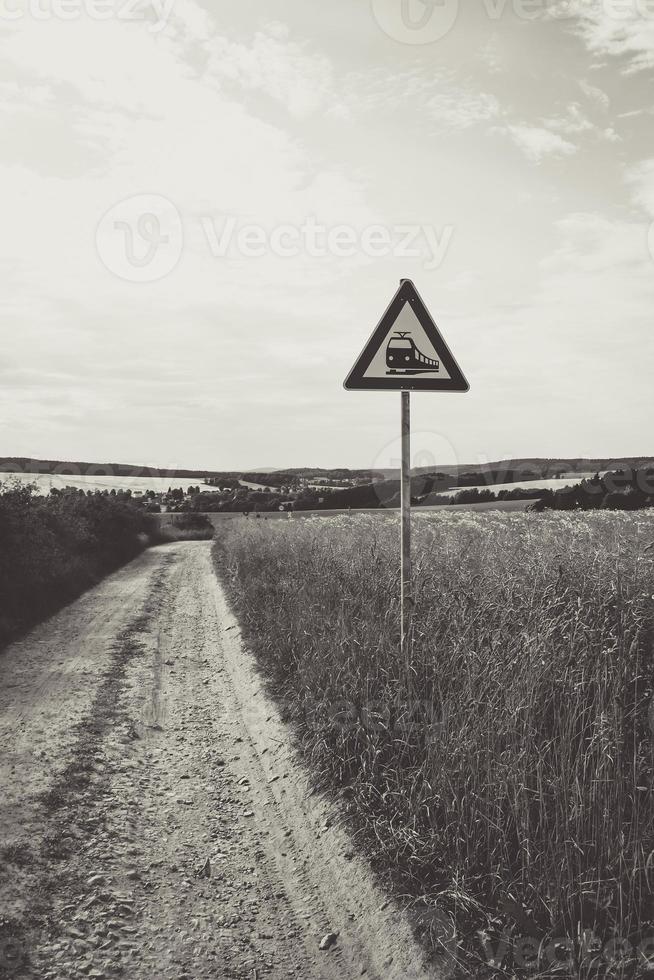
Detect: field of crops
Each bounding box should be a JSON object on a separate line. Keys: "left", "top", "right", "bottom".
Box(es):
{"left": 214, "top": 511, "right": 654, "bottom": 975}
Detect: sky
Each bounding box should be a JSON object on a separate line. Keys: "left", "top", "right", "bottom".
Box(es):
{"left": 0, "top": 0, "right": 652, "bottom": 472}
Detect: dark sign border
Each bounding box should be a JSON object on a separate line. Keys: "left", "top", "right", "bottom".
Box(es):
{"left": 343, "top": 279, "right": 470, "bottom": 392}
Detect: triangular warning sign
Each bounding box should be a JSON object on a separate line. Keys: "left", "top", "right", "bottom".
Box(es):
{"left": 344, "top": 280, "right": 469, "bottom": 392}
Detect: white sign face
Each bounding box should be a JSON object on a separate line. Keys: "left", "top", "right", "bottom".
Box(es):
{"left": 344, "top": 279, "right": 469, "bottom": 393}
{"left": 361, "top": 301, "right": 452, "bottom": 383}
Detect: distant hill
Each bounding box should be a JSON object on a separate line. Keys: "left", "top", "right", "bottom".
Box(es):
{"left": 257, "top": 458, "right": 654, "bottom": 482}
{"left": 0, "top": 457, "right": 240, "bottom": 481}
{"left": 243, "top": 458, "right": 654, "bottom": 481}
{"left": 412, "top": 457, "right": 654, "bottom": 477}
{"left": 1, "top": 456, "right": 652, "bottom": 485}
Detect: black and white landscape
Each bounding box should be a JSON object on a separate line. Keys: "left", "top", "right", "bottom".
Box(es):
{"left": 1, "top": 3, "right": 653, "bottom": 979}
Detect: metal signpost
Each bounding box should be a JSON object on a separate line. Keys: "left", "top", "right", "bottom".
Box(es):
{"left": 344, "top": 279, "right": 469, "bottom": 654}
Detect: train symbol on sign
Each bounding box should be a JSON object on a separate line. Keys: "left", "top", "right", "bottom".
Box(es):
{"left": 386, "top": 332, "right": 440, "bottom": 376}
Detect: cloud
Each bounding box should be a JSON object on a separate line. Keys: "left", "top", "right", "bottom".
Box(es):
{"left": 543, "top": 103, "right": 622, "bottom": 146}
{"left": 0, "top": 2, "right": 386, "bottom": 463}
{"left": 481, "top": 34, "right": 504, "bottom": 74}
{"left": 541, "top": 212, "right": 650, "bottom": 273}
{"left": 578, "top": 79, "right": 610, "bottom": 109}
{"left": 474, "top": 209, "right": 654, "bottom": 418}
{"left": 427, "top": 90, "right": 500, "bottom": 129}
{"left": 505, "top": 124, "right": 578, "bottom": 162}
{"left": 0, "top": 6, "right": 377, "bottom": 308}
{"left": 205, "top": 27, "right": 337, "bottom": 119}
{"left": 564, "top": 1, "right": 654, "bottom": 72}
{"left": 544, "top": 103, "right": 595, "bottom": 135}
{"left": 339, "top": 67, "right": 503, "bottom": 134}
{"left": 627, "top": 158, "right": 654, "bottom": 217}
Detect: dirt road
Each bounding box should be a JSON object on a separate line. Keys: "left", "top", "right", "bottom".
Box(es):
{"left": 0, "top": 542, "right": 437, "bottom": 980}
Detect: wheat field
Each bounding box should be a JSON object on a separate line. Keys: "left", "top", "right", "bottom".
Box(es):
{"left": 214, "top": 511, "right": 654, "bottom": 975}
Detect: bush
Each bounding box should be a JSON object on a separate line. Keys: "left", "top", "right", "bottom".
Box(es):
{"left": 152, "top": 512, "right": 214, "bottom": 542}
{"left": 0, "top": 484, "right": 153, "bottom": 646}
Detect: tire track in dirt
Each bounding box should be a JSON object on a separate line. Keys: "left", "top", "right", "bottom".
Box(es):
{"left": 0, "top": 548, "right": 174, "bottom": 973}
{"left": 0, "top": 542, "right": 439, "bottom": 980}
{"left": 0, "top": 556, "right": 174, "bottom": 978}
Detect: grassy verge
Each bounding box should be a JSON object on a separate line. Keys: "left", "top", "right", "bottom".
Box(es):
{"left": 213, "top": 511, "right": 654, "bottom": 977}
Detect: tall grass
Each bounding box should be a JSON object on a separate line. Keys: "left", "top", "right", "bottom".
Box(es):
{"left": 214, "top": 511, "right": 654, "bottom": 974}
